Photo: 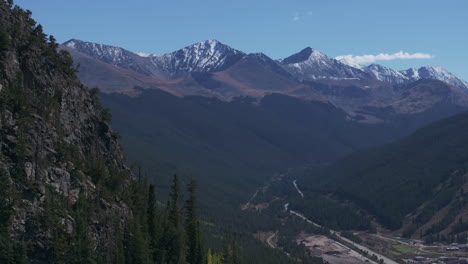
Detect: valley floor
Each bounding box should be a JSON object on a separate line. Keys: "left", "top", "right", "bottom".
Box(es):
{"left": 244, "top": 170, "right": 468, "bottom": 264}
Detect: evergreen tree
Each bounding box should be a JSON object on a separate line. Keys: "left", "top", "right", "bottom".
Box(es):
{"left": 185, "top": 179, "right": 203, "bottom": 264}
{"left": 69, "top": 199, "right": 97, "bottom": 264}
{"left": 147, "top": 184, "right": 160, "bottom": 262}
{"left": 166, "top": 174, "right": 186, "bottom": 264}
{"left": 125, "top": 221, "right": 150, "bottom": 264}
{"left": 223, "top": 238, "right": 240, "bottom": 264}
{"left": 0, "top": 174, "right": 14, "bottom": 264}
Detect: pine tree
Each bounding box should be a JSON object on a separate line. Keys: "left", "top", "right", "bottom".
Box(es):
{"left": 223, "top": 238, "right": 240, "bottom": 264}
{"left": 69, "top": 198, "right": 97, "bottom": 264}
{"left": 185, "top": 179, "right": 203, "bottom": 264}
{"left": 166, "top": 174, "right": 186, "bottom": 264}
{"left": 147, "top": 184, "right": 160, "bottom": 262}
{"left": 0, "top": 174, "right": 14, "bottom": 264}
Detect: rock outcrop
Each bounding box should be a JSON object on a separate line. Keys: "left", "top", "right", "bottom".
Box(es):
{"left": 0, "top": 2, "right": 138, "bottom": 262}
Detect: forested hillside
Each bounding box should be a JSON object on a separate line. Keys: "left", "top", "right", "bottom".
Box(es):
{"left": 300, "top": 110, "right": 468, "bottom": 238}
{"left": 0, "top": 1, "right": 209, "bottom": 262}
{"left": 0, "top": 2, "right": 324, "bottom": 263}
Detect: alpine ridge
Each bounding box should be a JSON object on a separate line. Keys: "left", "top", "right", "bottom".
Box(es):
{"left": 63, "top": 38, "right": 468, "bottom": 125}
{"left": 63, "top": 38, "right": 468, "bottom": 90}
{"left": 63, "top": 39, "right": 246, "bottom": 79}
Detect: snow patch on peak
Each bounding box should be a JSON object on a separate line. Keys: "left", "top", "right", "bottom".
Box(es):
{"left": 398, "top": 66, "right": 468, "bottom": 90}
{"left": 63, "top": 39, "right": 78, "bottom": 49}
{"left": 364, "top": 64, "right": 408, "bottom": 83}
{"left": 148, "top": 40, "right": 246, "bottom": 77}
{"left": 136, "top": 52, "right": 156, "bottom": 58}
{"left": 279, "top": 47, "right": 329, "bottom": 65}
{"left": 308, "top": 48, "right": 327, "bottom": 59}
{"left": 337, "top": 57, "right": 364, "bottom": 70}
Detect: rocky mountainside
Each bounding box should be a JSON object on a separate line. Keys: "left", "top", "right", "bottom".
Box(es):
{"left": 401, "top": 66, "right": 468, "bottom": 89}
{"left": 62, "top": 38, "right": 468, "bottom": 124}
{"left": 63, "top": 39, "right": 245, "bottom": 79}
{"left": 149, "top": 39, "right": 246, "bottom": 78}
{"left": 0, "top": 2, "right": 147, "bottom": 263}
{"left": 278, "top": 47, "right": 370, "bottom": 81}
{"left": 63, "top": 38, "right": 468, "bottom": 91}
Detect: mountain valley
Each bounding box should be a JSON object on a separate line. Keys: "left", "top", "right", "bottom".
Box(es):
{"left": 2, "top": 1, "right": 468, "bottom": 263}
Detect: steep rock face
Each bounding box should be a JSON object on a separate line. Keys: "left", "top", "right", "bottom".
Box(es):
{"left": 0, "top": 2, "right": 135, "bottom": 262}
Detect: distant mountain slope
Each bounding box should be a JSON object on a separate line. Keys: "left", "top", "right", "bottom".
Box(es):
{"left": 301, "top": 110, "right": 468, "bottom": 234}
{"left": 63, "top": 39, "right": 245, "bottom": 79}
{"left": 63, "top": 39, "right": 468, "bottom": 121}
{"left": 100, "top": 90, "right": 413, "bottom": 209}
{"left": 278, "top": 47, "right": 370, "bottom": 81}
{"left": 63, "top": 39, "right": 163, "bottom": 77}
{"left": 401, "top": 66, "right": 468, "bottom": 90}
{"left": 149, "top": 39, "right": 246, "bottom": 78}
{"left": 64, "top": 38, "right": 468, "bottom": 91}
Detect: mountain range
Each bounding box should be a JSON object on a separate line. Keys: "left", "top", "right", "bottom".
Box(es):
{"left": 62, "top": 39, "right": 468, "bottom": 123}
{"left": 63, "top": 39, "right": 468, "bottom": 90}
{"left": 63, "top": 37, "right": 468, "bottom": 244}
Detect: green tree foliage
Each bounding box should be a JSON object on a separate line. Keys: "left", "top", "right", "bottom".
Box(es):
{"left": 0, "top": 174, "right": 15, "bottom": 264}
{"left": 68, "top": 198, "right": 98, "bottom": 264}
{"left": 304, "top": 110, "right": 468, "bottom": 230}
{"left": 185, "top": 179, "right": 203, "bottom": 264}
{"left": 165, "top": 174, "right": 187, "bottom": 264}
{"left": 0, "top": 28, "right": 10, "bottom": 52}
{"left": 207, "top": 248, "right": 223, "bottom": 264}
{"left": 147, "top": 184, "right": 161, "bottom": 262}
{"left": 222, "top": 238, "right": 240, "bottom": 264}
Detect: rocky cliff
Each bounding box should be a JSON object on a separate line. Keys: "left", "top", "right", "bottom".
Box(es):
{"left": 0, "top": 2, "right": 139, "bottom": 263}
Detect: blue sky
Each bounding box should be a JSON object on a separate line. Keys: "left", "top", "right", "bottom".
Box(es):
{"left": 16, "top": 0, "right": 468, "bottom": 80}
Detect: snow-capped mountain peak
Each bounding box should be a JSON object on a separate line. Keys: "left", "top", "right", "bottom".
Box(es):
{"left": 149, "top": 39, "right": 246, "bottom": 77}
{"left": 135, "top": 52, "right": 156, "bottom": 58}
{"left": 62, "top": 39, "right": 159, "bottom": 76}
{"left": 404, "top": 66, "right": 468, "bottom": 89}
{"left": 363, "top": 64, "right": 409, "bottom": 83}
{"left": 63, "top": 39, "right": 132, "bottom": 65}
{"left": 63, "top": 39, "right": 468, "bottom": 90}
{"left": 336, "top": 56, "right": 364, "bottom": 70}
{"left": 62, "top": 39, "right": 247, "bottom": 79}
{"left": 278, "top": 47, "right": 368, "bottom": 80}
{"left": 278, "top": 47, "right": 327, "bottom": 65}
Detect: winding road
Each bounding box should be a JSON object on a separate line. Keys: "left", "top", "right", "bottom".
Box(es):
{"left": 289, "top": 179, "right": 399, "bottom": 264}
{"left": 266, "top": 233, "right": 277, "bottom": 248}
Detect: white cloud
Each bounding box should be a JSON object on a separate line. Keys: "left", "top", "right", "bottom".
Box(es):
{"left": 335, "top": 51, "right": 433, "bottom": 65}
{"left": 293, "top": 14, "right": 300, "bottom": 21}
